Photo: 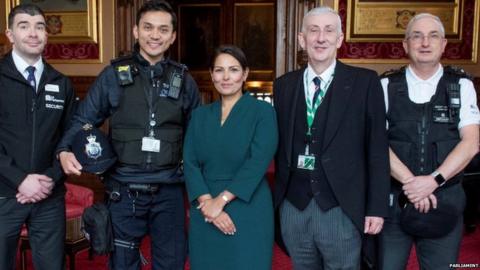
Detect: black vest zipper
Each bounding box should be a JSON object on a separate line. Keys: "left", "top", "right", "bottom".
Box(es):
{"left": 418, "top": 104, "right": 429, "bottom": 173}
{"left": 30, "top": 97, "right": 37, "bottom": 169}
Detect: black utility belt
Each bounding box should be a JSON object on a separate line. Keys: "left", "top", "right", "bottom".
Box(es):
{"left": 126, "top": 183, "right": 160, "bottom": 193}
{"left": 105, "top": 180, "right": 162, "bottom": 201}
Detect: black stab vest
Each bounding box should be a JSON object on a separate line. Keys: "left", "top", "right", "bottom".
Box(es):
{"left": 386, "top": 68, "right": 463, "bottom": 187}
{"left": 109, "top": 57, "right": 185, "bottom": 170}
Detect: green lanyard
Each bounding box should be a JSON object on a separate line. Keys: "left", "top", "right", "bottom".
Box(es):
{"left": 305, "top": 74, "right": 334, "bottom": 135}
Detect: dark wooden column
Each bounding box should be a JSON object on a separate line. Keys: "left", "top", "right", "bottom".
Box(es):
{"left": 276, "top": 0, "right": 325, "bottom": 75}
{"left": 116, "top": 0, "right": 150, "bottom": 56}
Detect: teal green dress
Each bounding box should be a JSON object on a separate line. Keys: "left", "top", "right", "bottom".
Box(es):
{"left": 184, "top": 93, "right": 278, "bottom": 269}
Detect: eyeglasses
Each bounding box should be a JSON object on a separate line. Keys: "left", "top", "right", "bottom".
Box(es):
{"left": 408, "top": 32, "right": 443, "bottom": 43}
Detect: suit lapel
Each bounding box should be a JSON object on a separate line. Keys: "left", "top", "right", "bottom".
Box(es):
{"left": 286, "top": 68, "right": 305, "bottom": 167}
{"left": 322, "top": 61, "right": 355, "bottom": 151}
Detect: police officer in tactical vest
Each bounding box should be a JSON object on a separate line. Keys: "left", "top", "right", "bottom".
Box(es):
{"left": 379, "top": 13, "right": 480, "bottom": 269}
{"left": 56, "top": 1, "right": 200, "bottom": 269}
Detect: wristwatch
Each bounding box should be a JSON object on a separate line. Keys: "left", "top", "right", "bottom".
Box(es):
{"left": 221, "top": 193, "right": 230, "bottom": 203}
{"left": 431, "top": 170, "right": 446, "bottom": 187}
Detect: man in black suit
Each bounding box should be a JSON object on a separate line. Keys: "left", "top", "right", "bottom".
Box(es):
{"left": 273, "top": 6, "right": 390, "bottom": 269}
{"left": 0, "top": 4, "right": 77, "bottom": 270}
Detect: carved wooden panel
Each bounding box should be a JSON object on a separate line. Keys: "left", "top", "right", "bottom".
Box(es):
{"left": 171, "top": 0, "right": 276, "bottom": 102}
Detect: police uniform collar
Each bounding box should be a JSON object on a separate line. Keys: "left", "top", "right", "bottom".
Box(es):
{"left": 133, "top": 51, "right": 168, "bottom": 68}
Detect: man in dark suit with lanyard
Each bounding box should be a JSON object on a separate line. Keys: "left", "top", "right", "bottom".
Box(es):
{"left": 273, "top": 6, "right": 390, "bottom": 269}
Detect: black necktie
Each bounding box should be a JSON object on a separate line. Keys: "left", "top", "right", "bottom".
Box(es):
{"left": 26, "top": 66, "right": 36, "bottom": 92}
{"left": 312, "top": 77, "right": 322, "bottom": 105}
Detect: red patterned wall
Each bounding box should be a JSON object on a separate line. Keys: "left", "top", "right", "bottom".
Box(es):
{"left": 43, "top": 43, "right": 99, "bottom": 60}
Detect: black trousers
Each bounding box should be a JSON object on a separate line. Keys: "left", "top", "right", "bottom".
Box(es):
{"left": 0, "top": 195, "right": 66, "bottom": 270}
{"left": 379, "top": 184, "right": 465, "bottom": 270}
{"left": 463, "top": 174, "right": 480, "bottom": 226}
{"left": 107, "top": 182, "right": 186, "bottom": 270}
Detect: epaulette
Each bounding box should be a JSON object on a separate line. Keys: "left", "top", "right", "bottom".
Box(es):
{"left": 443, "top": 65, "right": 473, "bottom": 80}
{"left": 165, "top": 59, "right": 188, "bottom": 71}
{"left": 379, "top": 66, "right": 405, "bottom": 79}
{"left": 110, "top": 54, "right": 134, "bottom": 66}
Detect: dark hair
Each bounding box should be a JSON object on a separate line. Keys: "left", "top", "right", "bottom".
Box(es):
{"left": 136, "top": 0, "right": 177, "bottom": 31}
{"left": 8, "top": 4, "right": 45, "bottom": 29}
{"left": 210, "top": 45, "right": 249, "bottom": 71}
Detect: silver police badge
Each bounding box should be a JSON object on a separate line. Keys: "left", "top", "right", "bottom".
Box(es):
{"left": 85, "top": 134, "right": 102, "bottom": 159}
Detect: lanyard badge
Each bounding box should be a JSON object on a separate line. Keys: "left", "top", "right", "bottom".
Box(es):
{"left": 297, "top": 132, "right": 316, "bottom": 170}
{"left": 297, "top": 73, "right": 334, "bottom": 171}
{"left": 141, "top": 114, "right": 160, "bottom": 153}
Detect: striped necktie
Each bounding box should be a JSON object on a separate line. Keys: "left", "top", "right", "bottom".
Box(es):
{"left": 312, "top": 77, "right": 322, "bottom": 105}
{"left": 26, "top": 66, "right": 36, "bottom": 92}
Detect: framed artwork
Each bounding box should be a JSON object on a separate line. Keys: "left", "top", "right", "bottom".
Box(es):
{"left": 346, "top": 0, "right": 460, "bottom": 42}
{"left": 8, "top": 0, "right": 98, "bottom": 43}
{"left": 3, "top": 0, "right": 115, "bottom": 68}
{"left": 4, "top": 0, "right": 110, "bottom": 65}
{"left": 178, "top": 4, "right": 221, "bottom": 70}
{"left": 335, "top": 0, "right": 479, "bottom": 63}
{"left": 234, "top": 3, "right": 275, "bottom": 73}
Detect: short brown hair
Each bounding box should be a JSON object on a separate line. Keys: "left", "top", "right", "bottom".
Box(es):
{"left": 8, "top": 4, "right": 45, "bottom": 29}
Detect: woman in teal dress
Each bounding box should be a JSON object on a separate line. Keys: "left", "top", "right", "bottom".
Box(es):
{"left": 184, "top": 45, "right": 278, "bottom": 269}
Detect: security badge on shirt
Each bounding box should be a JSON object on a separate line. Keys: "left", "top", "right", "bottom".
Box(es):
{"left": 44, "top": 84, "right": 64, "bottom": 110}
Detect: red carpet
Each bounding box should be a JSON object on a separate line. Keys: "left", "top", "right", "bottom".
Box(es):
{"left": 17, "top": 226, "right": 479, "bottom": 270}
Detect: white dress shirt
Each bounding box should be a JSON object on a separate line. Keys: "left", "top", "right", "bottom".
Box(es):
{"left": 12, "top": 50, "right": 44, "bottom": 92}
{"left": 303, "top": 61, "right": 336, "bottom": 103}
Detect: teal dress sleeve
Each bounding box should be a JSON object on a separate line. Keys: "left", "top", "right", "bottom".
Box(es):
{"left": 183, "top": 110, "right": 210, "bottom": 203}
{"left": 226, "top": 103, "right": 278, "bottom": 202}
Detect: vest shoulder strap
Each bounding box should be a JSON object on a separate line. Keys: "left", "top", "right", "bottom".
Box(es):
{"left": 443, "top": 65, "right": 473, "bottom": 81}
{"left": 379, "top": 67, "right": 404, "bottom": 79}
{"left": 165, "top": 59, "right": 188, "bottom": 71}
{"left": 385, "top": 67, "right": 407, "bottom": 114}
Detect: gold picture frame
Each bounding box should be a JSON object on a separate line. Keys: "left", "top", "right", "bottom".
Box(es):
{"left": 346, "top": 0, "right": 461, "bottom": 42}
{"left": 335, "top": 0, "right": 479, "bottom": 64}
{"left": 7, "top": 0, "right": 98, "bottom": 43}
{"left": 1, "top": 0, "right": 114, "bottom": 73}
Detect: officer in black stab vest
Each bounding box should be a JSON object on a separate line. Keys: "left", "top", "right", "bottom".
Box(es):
{"left": 55, "top": 1, "right": 200, "bottom": 269}
{"left": 378, "top": 13, "right": 480, "bottom": 270}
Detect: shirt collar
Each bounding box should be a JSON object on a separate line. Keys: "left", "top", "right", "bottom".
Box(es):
{"left": 307, "top": 60, "right": 336, "bottom": 85}
{"left": 12, "top": 50, "right": 44, "bottom": 78}
{"left": 406, "top": 64, "right": 443, "bottom": 86}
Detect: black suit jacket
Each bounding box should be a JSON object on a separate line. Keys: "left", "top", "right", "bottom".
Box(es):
{"left": 273, "top": 61, "right": 390, "bottom": 231}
